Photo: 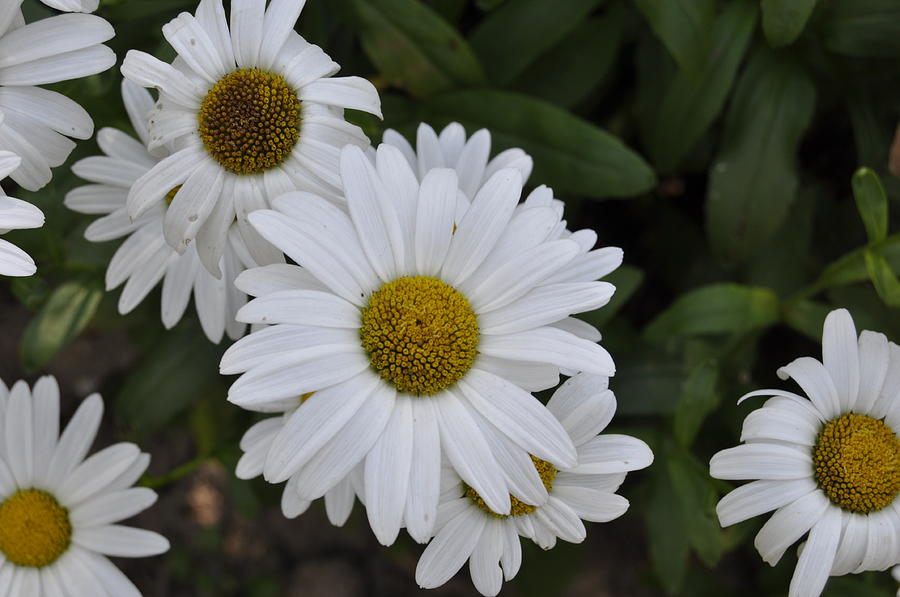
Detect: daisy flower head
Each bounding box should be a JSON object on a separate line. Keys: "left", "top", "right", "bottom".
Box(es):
{"left": 0, "top": 375, "right": 168, "bottom": 595}
{"left": 221, "top": 141, "right": 620, "bottom": 546}
{"left": 236, "top": 407, "right": 363, "bottom": 526}
{"left": 415, "top": 373, "right": 653, "bottom": 596}
{"left": 121, "top": 0, "right": 382, "bottom": 273}
{"left": 66, "top": 80, "right": 256, "bottom": 343}
{"left": 382, "top": 122, "right": 533, "bottom": 199}
{"left": 0, "top": 146, "right": 43, "bottom": 276}
{"left": 710, "top": 308, "right": 900, "bottom": 597}
{"left": 0, "top": 3, "right": 115, "bottom": 190}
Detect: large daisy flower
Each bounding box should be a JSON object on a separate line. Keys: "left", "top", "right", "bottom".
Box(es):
{"left": 416, "top": 373, "right": 653, "bottom": 596}
{"left": 0, "top": 3, "right": 115, "bottom": 190}
{"left": 383, "top": 122, "right": 532, "bottom": 199}
{"left": 0, "top": 375, "right": 168, "bottom": 595}
{"left": 121, "top": 0, "right": 381, "bottom": 273}
{"left": 221, "top": 142, "right": 618, "bottom": 545}
{"left": 66, "top": 80, "right": 256, "bottom": 343}
{"left": 0, "top": 147, "right": 42, "bottom": 276}
{"left": 710, "top": 308, "right": 900, "bottom": 597}
{"left": 236, "top": 408, "right": 362, "bottom": 526}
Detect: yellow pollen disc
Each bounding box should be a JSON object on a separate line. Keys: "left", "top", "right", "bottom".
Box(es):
{"left": 164, "top": 184, "right": 182, "bottom": 205}
{"left": 813, "top": 413, "right": 900, "bottom": 513}
{"left": 0, "top": 489, "right": 72, "bottom": 567}
{"left": 466, "top": 456, "right": 558, "bottom": 518}
{"left": 360, "top": 276, "right": 479, "bottom": 395}
{"left": 197, "top": 68, "right": 301, "bottom": 175}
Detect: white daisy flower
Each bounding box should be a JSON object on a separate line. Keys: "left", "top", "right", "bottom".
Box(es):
{"left": 0, "top": 375, "right": 168, "bottom": 596}
{"left": 221, "top": 142, "right": 619, "bottom": 546}
{"left": 236, "top": 407, "right": 363, "bottom": 526}
{"left": 0, "top": 4, "right": 115, "bottom": 190}
{"left": 121, "top": 0, "right": 381, "bottom": 274}
{"left": 0, "top": 146, "right": 43, "bottom": 276}
{"left": 415, "top": 373, "right": 653, "bottom": 596}
{"left": 66, "top": 81, "right": 256, "bottom": 343}
{"left": 710, "top": 308, "right": 900, "bottom": 597}
{"left": 382, "top": 122, "right": 533, "bottom": 200}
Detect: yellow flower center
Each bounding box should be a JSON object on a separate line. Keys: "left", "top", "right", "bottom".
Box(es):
{"left": 466, "top": 456, "right": 557, "bottom": 518}
{"left": 359, "top": 276, "right": 479, "bottom": 396}
{"left": 0, "top": 489, "right": 72, "bottom": 567}
{"left": 813, "top": 413, "right": 900, "bottom": 513}
{"left": 197, "top": 68, "right": 301, "bottom": 175}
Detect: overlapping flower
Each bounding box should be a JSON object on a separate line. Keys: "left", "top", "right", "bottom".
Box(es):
{"left": 711, "top": 308, "right": 900, "bottom": 597}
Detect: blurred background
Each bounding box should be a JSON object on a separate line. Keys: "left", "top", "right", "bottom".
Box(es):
{"left": 3, "top": 0, "right": 900, "bottom": 594}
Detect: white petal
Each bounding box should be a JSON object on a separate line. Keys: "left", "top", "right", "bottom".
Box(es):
{"left": 715, "top": 478, "right": 818, "bottom": 527}
{"left": 416, "top": 504, "right": 485, "bottom": 589}
{"left": 479, "top": 282, "right": 613, "bottom": 335}
{"left": 570, "top": 434, "right": 654, "bottom": 475}
{"left": 479, "top": 326, "right": 615, "bottom": 377}
{"left": 122, "top": 50, "right": 204, "bottom": 108}
{"left": 788, "top": 508, "right": 841, "bottom": 597}
{"left": 821, "top": 308, "right": 860, "bottom": 412}
{"left": 74, "top": 525, "right": 169, "bottom": 557}
{"left": 553, "top": 486, "right": 629, "bottom": 522}
{"left": 365, "top": 396, "right": 414, "bottom": 546}
{"left": 710, "top": 443, "right": 813, "bottom": 481}
{"left": 776, "top": 357, "right": 841, "bottom": 421}
{"left": 230, "top": 0, "right": 264, "bottom": 67}
{"left": 754, "top": 489, "right": 829, "bottom": 565}
{"left": 47, "top": 394, "right": 103, "bottom": 482}
{"left": 69, "top": 488, "right": 158, "bottom": 528}
{"left": 300, "top": 77, "right": 382, "bottom": 117}
{"left": 856, "top": 330, "right": 890, "bottom": 414}
{"left": 457, "top": 368, "right": 576, "bottom": 468}
{"left": 469, "top": 518, "right": 505, "bottom": 597}
{"left": 235, "top": 289, "right": 360, "bottom": 327}
{"left": 404, "top": 398, "right": 441, "bottom": 543}
{"left": 414, "top": 168, "right": 457, "bottom": 276}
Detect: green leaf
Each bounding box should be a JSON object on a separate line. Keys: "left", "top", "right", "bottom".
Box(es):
{"left": 705, "top": 50, "right": 816, "bottom": 262}
{"left": 117, "top": 324, "right": 225, "bottom": 437}
{"left": 422, "top": 89, "right": 656, "bottom": 198}
{"left": 342, "top": 0, "right": 485, "bottom": 97}
{"left": 761, "top": 0, "right": 818, "bottom": 47}
{"left": 469, "top": 0, "right": 605, "bottom": 85}
{"left": 667, "top": 448, "right": 727, "bottom": 567}
{"left": 782, "top": 299, "right": 832, "bottom": 342}
{"left": 645, "top": 283, "right": 780, "bottom": 342}
{"left": 634, "top": 0, "right": 714, "bottom": 75}
{"left": 864, "top": 249, "right": 900, "bottom": 307}
{"left": 646, "top": 462, "right": 689, "bottom": 594}
{"left": 19, "top": 278, "right": 103, "bottom": 372}
{"left": 646, "top": 0, "right": 758, "bottom": 172}
{"left": 673, "top": 360, "right": 720, "bottom": 447}
{"left": 511, "top": 9, "right": 626, "bottom": 108}
{"left": 822, "top": 0, "right": 900, "bottom": 57}
{"left": 852, "top": 167, "right": 888, "bottom": 245}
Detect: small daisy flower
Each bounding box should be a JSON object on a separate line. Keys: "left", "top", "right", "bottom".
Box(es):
{"left": 0, "top": 147, "right": 43, "bottom": 276}
{"left": 0, "top": 375, "right": 168, "bottom": 595}
{"left": 121, "top": 0, "right": 381, "bottom": 272}
{"left": 0, "top": 5, "right": 115, "bottom": 190}
{"left": 382, "top": 122, "right": 533, "bottom": 200}
{"left": 66, "top": 81, "right": 257, "bottom": 343}
{"left": 221, "top": 142, "right": 618, "bottom": 545}
{"left": 236, "top": 407, "right": 363, "bottom": 526}
{"left": 415, "top": 374, "right": 653, "bottom": 596}
{"left": 710, "top": 308, "right": 900, "bottom": 597}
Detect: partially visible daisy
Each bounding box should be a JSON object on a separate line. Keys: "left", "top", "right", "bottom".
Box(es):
{"left": 893, "top": 564, "right": 899, "bottom": 596}
{"left": 66, "top": 80, "right": 256, "bottom": 343}
{"left": 0, "top": 5, "right": 115, "bottom": 190}
{"left": 0, "top": 146, "right": 43, "bottom": 276}
{"left": 382, "top": 122, "right": 533, "bottom": 200}
{"left": 416, "top": 373, "right": 653, "bottom": 596}
{"left": 121, "top": 0, "right": 381, "bottom": 272}
{"left": 222, "top": 143, "right": 617, "bottom": 545}
{"left": 236, "top": 407, "right": 362, "bottom": 525}
{"left": 710, "top": 309, "right": 900, "bottom": 597}
{"left": 0, "top": 375, "right": 168, "bottom": 595}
